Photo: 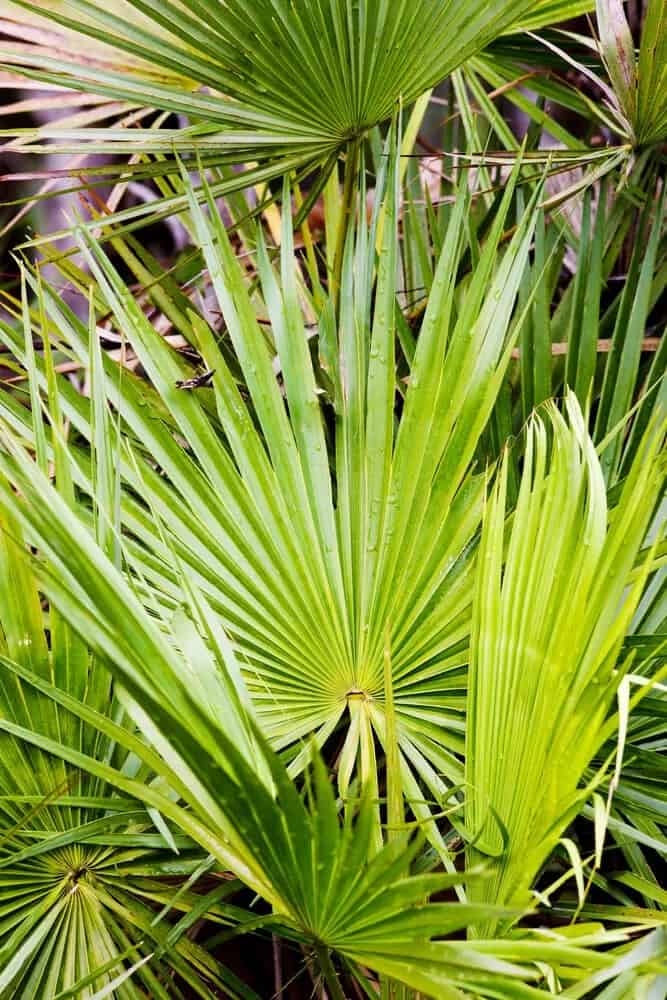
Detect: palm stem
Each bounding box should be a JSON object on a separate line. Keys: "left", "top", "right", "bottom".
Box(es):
{"left": 332, "top": 137, "right": 361, "bottom": 307}
{"left": 316, "top": 944, "right": 346, "bottom": 1000}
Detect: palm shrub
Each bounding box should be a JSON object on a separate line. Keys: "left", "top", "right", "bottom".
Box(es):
{"left": 0, "top": 151, "right": 665, "bottom": 994}
{"left": 0, "top": 1, "right": 665, "bottom": 996}
{"left": 0, "top": 385, "right": 664, "bottom": 997}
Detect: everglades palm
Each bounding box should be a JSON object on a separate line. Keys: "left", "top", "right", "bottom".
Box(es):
{"left": 0, "top": 4, "right": 664, "bottom": 999}
{"left": 0, "top": 161, "right": 665, "bottom": 1000}
{"left": 1, "top": 371, "right": 665, "bottom": 997}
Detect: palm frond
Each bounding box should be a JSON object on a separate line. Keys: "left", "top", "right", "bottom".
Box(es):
{"left": 0, "top": 143, "right": 545, "bottom": 867}
{"left": 465, "top": 391, "right": 665, "bottom": 936}
{"left": 0, "top": 0, "right": 598, "bottom": 236}
{"left": 0, "top": 468, "right": 655, "bottom": 996}
{"left": 0, "top": 520, "right": 248, "bottom": 998}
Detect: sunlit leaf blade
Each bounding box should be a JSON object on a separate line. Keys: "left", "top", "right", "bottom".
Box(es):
{"left": 0, "top": 507, "right": 648, "bottom": 998}
{"left": 466, "top": 391, "right": 665, "bottom": 936}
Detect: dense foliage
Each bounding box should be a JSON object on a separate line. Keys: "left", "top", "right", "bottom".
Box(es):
{"left": 0, "top": 1, "right": 665, "bottom": 997}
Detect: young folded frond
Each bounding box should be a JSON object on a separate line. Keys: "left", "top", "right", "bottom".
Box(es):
{"left": 466, "top": 391, "right": 665, "bottom": 935}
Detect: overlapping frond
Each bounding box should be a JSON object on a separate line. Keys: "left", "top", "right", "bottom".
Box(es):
{"left": 0, "top": 518, "right": 249, "bottom": 998}
{"left": 0, "top": 463, "right": 654, "bottom": 996}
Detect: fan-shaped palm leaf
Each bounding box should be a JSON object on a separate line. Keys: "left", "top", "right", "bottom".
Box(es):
{"left": 0, "top": 143, "right": 544, "bottom": 864}
{"left": 465, "top": 392, "right": 666, "bottom": 937}
{"left": 0, "top": 516, "right": 254, "bottom": 998}
{"left": 0, "top": 0, "right": 595, "bottom": 235}
{"left": 0, "top": 308, "right": 262, "bottom": 997}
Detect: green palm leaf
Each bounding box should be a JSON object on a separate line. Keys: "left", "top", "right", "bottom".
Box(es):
{"left": 0, "top": 556, "right": 251, "bottom": 997}
{"left": 0, "top": 143, "right": 543, "bottom": 864}
{"left": 0, "top": 0, "right": 568, "bottom": 136}
{"left": 0, "top": 318, "right": 258, "bottom": 997}
{"left": 465, "top": 391, "right": 666, "bottom": 937}
{"left": 0, "top": 0, "right": 594, "bottom": 234}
